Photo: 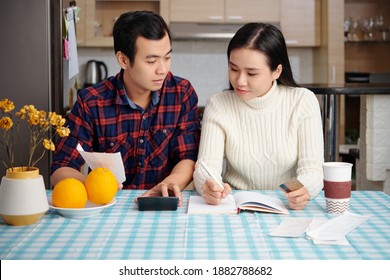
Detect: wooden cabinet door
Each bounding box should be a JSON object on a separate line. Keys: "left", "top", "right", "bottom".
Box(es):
{"left": 225, "top": 0, "right": 280, "bottom": 23}
{"left": 83, "top": 0, "right": 160, "bottom": 47}
{"left": 280, "top": 0, "right": 321, "bottom": 46}
{"left": 169, "top": 0, "right": 224, "bottom": 22}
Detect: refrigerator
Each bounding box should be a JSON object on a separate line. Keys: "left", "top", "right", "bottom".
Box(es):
{"left": 0, "top": 0, "right": 79, "bottom": 187}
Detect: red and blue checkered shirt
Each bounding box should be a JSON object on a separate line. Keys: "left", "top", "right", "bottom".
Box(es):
{"left": 51, "top": 71, "right": 200, "bottom": 189}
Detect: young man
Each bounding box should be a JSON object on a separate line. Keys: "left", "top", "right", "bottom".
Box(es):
{"left": 51, "top": 11, "right": 200, "bottom": 206}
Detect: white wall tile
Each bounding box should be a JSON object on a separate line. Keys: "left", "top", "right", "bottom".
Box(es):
{"left": 366, "top": 128, "right": 390, "bottom": 147}
{"left": 367, "top": 111, "right": 390, "bottom": 129}
{"left": 77, "top": 41, "right": 314, "bottom": 107}
{"left": 359, "top": 95, "right": 390, "bottom": 185}
{"left": 366, "top": 95, "right": 390, "bottom": 112}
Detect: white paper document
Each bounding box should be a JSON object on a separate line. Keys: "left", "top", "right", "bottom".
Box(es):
{"left": 306, "top": 212, "right": 371, "bottom": 242}
{"left": 269, "top": 217, "right": 313, "bottom": 237}
{"left": 305, "top": 218, "right": 350, "bottom": 246}
{"left": 269, "top": 212, "right": 370, "bottom": 246}
{"left": 66, "top": 11, "right": 79, "bottom": 79}
{"left": 77, "top": 144, "right": 126, "bottom": 183}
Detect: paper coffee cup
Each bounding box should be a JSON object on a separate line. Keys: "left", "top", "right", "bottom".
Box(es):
{"left": 325, "top": 197, "right": 350, "bottom": 215}
{"left": 323, "top": 162, "right": 353, "bottom": 182}
{"left": 323, "top": 162, "right": 353, "bottom": 215}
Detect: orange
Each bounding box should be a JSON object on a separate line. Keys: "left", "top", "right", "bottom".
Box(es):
{"left": 52, "top": 178, "right": 88, "bottom": 208}
{"left": 85, "top": 167, "right": 117, "bottom": 204}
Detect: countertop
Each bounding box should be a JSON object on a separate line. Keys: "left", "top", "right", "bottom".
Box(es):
{"left": 302, "top": 83, "right": 390, "bottom": 95}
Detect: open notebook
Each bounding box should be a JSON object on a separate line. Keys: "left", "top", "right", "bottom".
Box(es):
{"left": 188, "top": 191, "right": 289, "bottom": 215}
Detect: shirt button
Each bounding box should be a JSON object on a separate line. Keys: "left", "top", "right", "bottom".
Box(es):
{"left": 139, "top": 139, "right": 144, "bottom": 144}
{"left": 131, "top": 185, "right": 136, "bottom": 189}
{"left": 142, "top": 115, "right": 147, "bottom": 120}
{"left": 163, "top": 129, "right": 167, "bottom": 134}
{"left": 110, "top": 142, "right": 114, "bottom": 147}
{"left": 138, "top": 161, "right": 142, "bottom": 166}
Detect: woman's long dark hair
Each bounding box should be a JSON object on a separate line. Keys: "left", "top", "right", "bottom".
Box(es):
{"left": 227, "top": 23, "right": 298, "bottom": 89}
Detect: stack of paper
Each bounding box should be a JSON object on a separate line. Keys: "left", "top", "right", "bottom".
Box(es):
{"left": 306, "top": 212, "right": 371, "bottom": 245}
{"left": 269, "top": 212, "right": 371, "bottom": 246}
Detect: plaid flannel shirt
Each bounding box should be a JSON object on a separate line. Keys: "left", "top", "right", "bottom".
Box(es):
{"left": 51, "top": 71, "right": 200, "bottom": 189}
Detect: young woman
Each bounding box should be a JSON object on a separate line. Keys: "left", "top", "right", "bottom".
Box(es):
{"left": 193, "top": 23, "right": 324, "bottom": 210}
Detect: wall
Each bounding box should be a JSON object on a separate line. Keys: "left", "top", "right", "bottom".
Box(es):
{"left": 356, "top": 95, "right": 390, "bottom": 195}
{"left": 77, "top": 41, "right": 315, "bottom": 107}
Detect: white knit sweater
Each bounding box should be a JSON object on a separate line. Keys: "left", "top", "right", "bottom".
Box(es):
{"left": 193, "top": 81, "right": 324, "bottom": 198}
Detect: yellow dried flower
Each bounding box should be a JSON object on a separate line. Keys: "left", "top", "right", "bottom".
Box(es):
{"left": 59, "top": 117, "right": 66, "bottom": 127}
{"left": 56, "top": 126, "right": 71, "bottom": 137}
{"left": 0, "top": 99, "right": 15, "bottom": 112}
{"left": 39, "top": 118, "right": 50, "bottom": 128}
{"left": 48, "top": 112, "right": 58, "bottom": 126}
{"left": 43, "top": 139, "right": 55, "bottom": 151}
{"left": 0, "top": 117, "right": 13, "bottom": 130}
{"left": 28, "top": 114, "right": 40, "bottom": 126}
{"left": 0, "top": 98, "right": 70, "bottom": 170}
{"left": 39, "top": 110, "right": 46, "bottom": 118}
{"left": 16, "top": 108, "right": 27, "bottom": 119}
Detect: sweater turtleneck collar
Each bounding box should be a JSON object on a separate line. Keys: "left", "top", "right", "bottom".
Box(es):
{"left": 242, "top": 80, "right": 280, "bottom": 110}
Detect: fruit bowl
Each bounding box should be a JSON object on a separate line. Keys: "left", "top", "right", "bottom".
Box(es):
{"left": 48, "top": 198, "right": 116, "bottom": 219}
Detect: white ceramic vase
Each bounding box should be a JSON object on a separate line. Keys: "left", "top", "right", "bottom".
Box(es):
{"left": 0, "top": 167, "right": 49, "bottom": 226}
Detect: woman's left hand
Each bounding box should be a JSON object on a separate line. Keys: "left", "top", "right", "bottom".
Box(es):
{"left": 285, "top": 187, "right": 310, "bottom": 210}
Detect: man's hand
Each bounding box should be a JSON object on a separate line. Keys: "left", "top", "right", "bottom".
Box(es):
{"left": 134, "top": 182, "right": 183, "bottom": 206}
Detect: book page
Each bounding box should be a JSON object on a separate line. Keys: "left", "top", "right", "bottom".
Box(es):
{"left": 187, "top": 195, "right": 237, "bottom": 215}
{"left": 234, "top": 191, "right": 289, "bottom": 214}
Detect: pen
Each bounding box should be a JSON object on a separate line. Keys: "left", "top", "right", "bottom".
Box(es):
{"left": 200, "top": 160, "right": 235, "bottom": 202}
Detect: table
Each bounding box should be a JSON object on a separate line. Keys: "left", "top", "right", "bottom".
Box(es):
{"left": 303, "top": 83, "right": 390, "bottom": 162}
{"left": 1, "top": 190, "right": 389, "bottom": 260}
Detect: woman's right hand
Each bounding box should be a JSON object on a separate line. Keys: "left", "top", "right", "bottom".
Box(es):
{"left": 202, "top": 179, "right": 232, "bottom": 205}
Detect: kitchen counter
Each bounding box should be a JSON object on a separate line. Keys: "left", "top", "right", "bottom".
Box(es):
{"left": 302, "top": 83, "right": 390, "bottom": 95}
{"left": 302, "top": 83, "right": 390, "bottom": 162}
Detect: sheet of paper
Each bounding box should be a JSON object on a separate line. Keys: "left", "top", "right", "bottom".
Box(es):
{"left": 187, "top": 195, "right": 237, "bottom": 214}
{"left": 306, "top": 212, "right": 371, "bottom": 241}
{"left": 305, "top": 218, "right": 350, "bottom": 246}
{"left": 66, "top": 11, "right": 79, "bottom": 79}
{"left": 268, "top": 215, "right": 361, "bottom": 246}
{"left": 311, "top": 237, "right": 350, "bottom": 246}
{"left": 77, "top": 144, "right": 126, "bottom": 183}
{"left": 269, "top": 217, "right": 313, "bottom": 237}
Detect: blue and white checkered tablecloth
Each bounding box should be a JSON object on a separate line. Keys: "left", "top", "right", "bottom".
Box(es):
{"left": 0, "top": 190, "right": 389, "bottom": 260}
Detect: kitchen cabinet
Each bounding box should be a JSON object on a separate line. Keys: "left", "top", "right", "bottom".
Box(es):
{"left": 225, "top": 0, "right": 280, "bottom": 23}
{"left": 74, "top": 0, "right": 86, "bottom": 46}
{"left": 280, "top": 0, "right": 321, "bottom": 47}
{"left": 169, "top": 0, "right": 224, "bottom": 22}
{"left": 166, "top": 0, "right": 320, "bottom": 46}
{"left": 78, "top": 0, "right": 323, "bottom": 47}
{"left": 313, "top": 0, "right": 345, "bottom": 84}
{"left": 81, "top": 0, "right": 160, "bottom": 47}
{"left": 344, "top": 0, "right": 390, "bottom": 73}
{"left": 168, "top": 0, "right": 280, "bottom": 23}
